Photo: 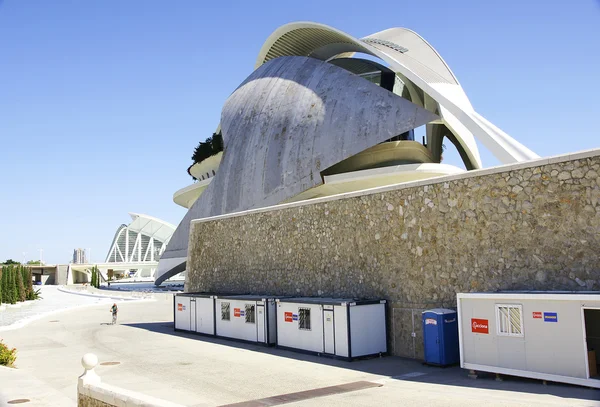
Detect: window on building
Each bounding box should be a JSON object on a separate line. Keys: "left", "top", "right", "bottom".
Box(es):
{"left": 298, "top": 308, "right": 311, "bottom": 330}
{"left": 496, "top": 304, "right": 523, "bottom": 336}
{"left": 245, "top": 304, "right": 255, "bottom": 324}
{"left": 221, "top": 302, "right": 230, "bottom": 321}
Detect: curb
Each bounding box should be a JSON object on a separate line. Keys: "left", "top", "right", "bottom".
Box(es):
{"left": 57, "top": 286, "right": 152, "bottom": 301}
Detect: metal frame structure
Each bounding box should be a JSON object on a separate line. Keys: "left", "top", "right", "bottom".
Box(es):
{"left": 105, "top": 213, "right": 175, "bottom": 279}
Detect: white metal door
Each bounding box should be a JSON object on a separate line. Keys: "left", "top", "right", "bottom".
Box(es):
{"left": 324, "top": 309, "right": 335, "bottom": 354}
{"left": 257, "top": 305, "right": 265, "bottom": 343}
{"left": 190, "top": 299, "right": 197, "bottom": 332}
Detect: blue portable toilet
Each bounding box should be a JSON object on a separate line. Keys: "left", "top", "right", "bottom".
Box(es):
{"left": 422, "top": 308, "right": 459, "bottom": 366}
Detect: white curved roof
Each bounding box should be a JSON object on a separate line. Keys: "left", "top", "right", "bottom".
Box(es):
{"left": 127, "top": 213, "right": 176, "bottom": 244}
{"left": 256, "top": 22, "right": 539, "bottom": 166}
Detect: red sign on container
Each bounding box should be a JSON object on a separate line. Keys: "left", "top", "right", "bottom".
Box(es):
{"left": 532, "top": 312, "right": 542, "bottom": 319}
{"left": 177, "top": 303, "right": 183, "bottom": 312}
{"left": 284, "top": 312, "right": 293, "bottom": 322}
{"left": 471, "top": 318, "right": 489, "bottom": 334}
{"left": 234, "top": 308, "right": 241, "bottom": 317}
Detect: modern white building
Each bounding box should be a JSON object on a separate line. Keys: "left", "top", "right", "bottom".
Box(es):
{"left": 104, "top": 213, "right": 176, "bottom": 280}
{"left": 158, "top": 21, "right": 539, "bottom": 284}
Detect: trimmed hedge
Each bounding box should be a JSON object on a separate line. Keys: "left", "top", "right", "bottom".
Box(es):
{"left": 0, "top": 265, "right": 38, "bottom": 305}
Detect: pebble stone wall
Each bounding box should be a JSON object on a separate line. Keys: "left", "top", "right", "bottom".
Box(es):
{"left": 187, "top": 150, "right": 600, "bottom": 359}
{"left": 78, "top": 394, "right": 114, "bottom": 407}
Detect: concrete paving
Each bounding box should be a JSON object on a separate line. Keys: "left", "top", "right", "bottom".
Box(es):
{"left": 0, "top": 294, "right": 599, "bottom": 407}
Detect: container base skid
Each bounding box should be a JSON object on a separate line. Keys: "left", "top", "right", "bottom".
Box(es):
{"left": 463, "top": 363, "right": 600, "bottom": 389}
{"left": 174, "top": 327, "right": 275, "bottom": 347}
{"left": 275, "top": 345, "right": 387, "bottom": 362}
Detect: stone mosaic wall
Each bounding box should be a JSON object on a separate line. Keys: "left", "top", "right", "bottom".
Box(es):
{"left": 78, "top": 393, "right": 114, "bottom": 407}
{"left": 187, "top": 150, "right": 600, "bottom": 358}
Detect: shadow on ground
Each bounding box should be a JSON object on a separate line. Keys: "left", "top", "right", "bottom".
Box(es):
{"left": 123, "top": 321, "right": 600, "bottom": 403}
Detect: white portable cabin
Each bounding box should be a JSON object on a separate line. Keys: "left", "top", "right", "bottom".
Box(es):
{"left": 215, "top": 295, "right": 277, "bottom": 345}
{"left": 174, "top": 292, "right": 216, "bottom": 335}
{"left": 457, "top": 292, "right": 600, "bottom": 388}
{"left": 276, "top": 297, "right": 387, "bottom": 360}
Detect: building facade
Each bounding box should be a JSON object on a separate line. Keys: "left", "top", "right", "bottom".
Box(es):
{"left": 158, "top": 22, "right": 538, "bottom": 284}
{"left": 104, "top": 213, "right": 175, "bottom": 279}
{"left": 72, "top": 248, "right": 86, "bottom": 264}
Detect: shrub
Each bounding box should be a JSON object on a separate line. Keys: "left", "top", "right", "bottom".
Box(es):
{"left": 0, "top": 341, "right": 17, "bottom": 367}
{"left": 31, "top": 288, "right": 42, "bottom": 300}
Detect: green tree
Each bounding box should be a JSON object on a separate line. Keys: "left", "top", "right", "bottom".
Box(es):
{"left": 92, "top": 266, "right": 101, "bottom": 288}
{"left": 3, "top": 267, "right": 11, "bottom": 304}
{"left": 91, "top": 267, "right": 98, "bottom": 288}
{"left": 26, "top": 260, "right": 42, "bottom": 265}
{"left": 20, "top": 267, "right": 28, "bottom": 299}
{"left": 0, "top": 268, "right": 3, "bottom": 304}
{"left": 16, "top": 267, "right": 25, "bottom": 302}
{"left": 10, "top": 267, "right": 18, "bottom": 304}
{"left": 25, "top": 268, "right": 34, "bottom": 301}
{"left": 3, "top": 266, "right": 15, "bottom": 304}
{"left": 1, "top": 267, "right": 7, "bottom": 304}
{"left": 2, "top": 259, "right": 19, "bottom": 265}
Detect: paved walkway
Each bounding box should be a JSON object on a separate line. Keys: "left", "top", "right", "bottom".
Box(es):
{"left": 0, "top": 286, "right": 114, "bottom": 329}
{"left": 0, "top": 296, "right": 599, "bottom": 406}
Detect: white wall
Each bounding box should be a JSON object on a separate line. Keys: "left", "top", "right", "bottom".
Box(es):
{"left": 277, "top": 302, "right": 324, "bottom": 353}
{"left": 174, "top": 296, "right": 191, "bottom": 331}
{"left": 349, "top": 303, "right": 387, "bottom": 357}
{"left": 215, "top": 298, "right": 258, "bottom": 342}
{"left": 194, "top": 297, "right": 215, "bottom": 335}
{"left": 459, "top": 295, "right": 600, "bottom": 380}
{"left": 333, "top": 305, "right": 349, "bottom": 357}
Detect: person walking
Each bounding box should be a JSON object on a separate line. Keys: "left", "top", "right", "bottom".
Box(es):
{"left": 110, "top": 303, "right": 118, "bottom": 325}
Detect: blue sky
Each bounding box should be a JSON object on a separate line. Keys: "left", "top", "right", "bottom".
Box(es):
{"left": 0, "top": 1, "right": 599, "bottom": 264}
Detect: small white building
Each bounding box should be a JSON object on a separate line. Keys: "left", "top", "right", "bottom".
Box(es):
{"left": 174, "top": 293, "right": 216, "bottom": 335}
{"left": 276, "top": 297, "right": 387, "bottom": 360}
{"left": 214, "top": 295, "right": 277, "bottom": 345}
{"left": 457, "top": 292, "right": 600, "bottom": 388}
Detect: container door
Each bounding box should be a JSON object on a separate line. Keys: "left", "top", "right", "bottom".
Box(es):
{"left": 324, "top": 309, "right": 335, "bottom": 354}
{"left": 257, "top": 304, "right": 265, "bottom": 343}
{"left": 423, "top": 312, "right": 441, "bottom": 364}
{"left": 190, "top": 299, "right": 197, "bottom": 332}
